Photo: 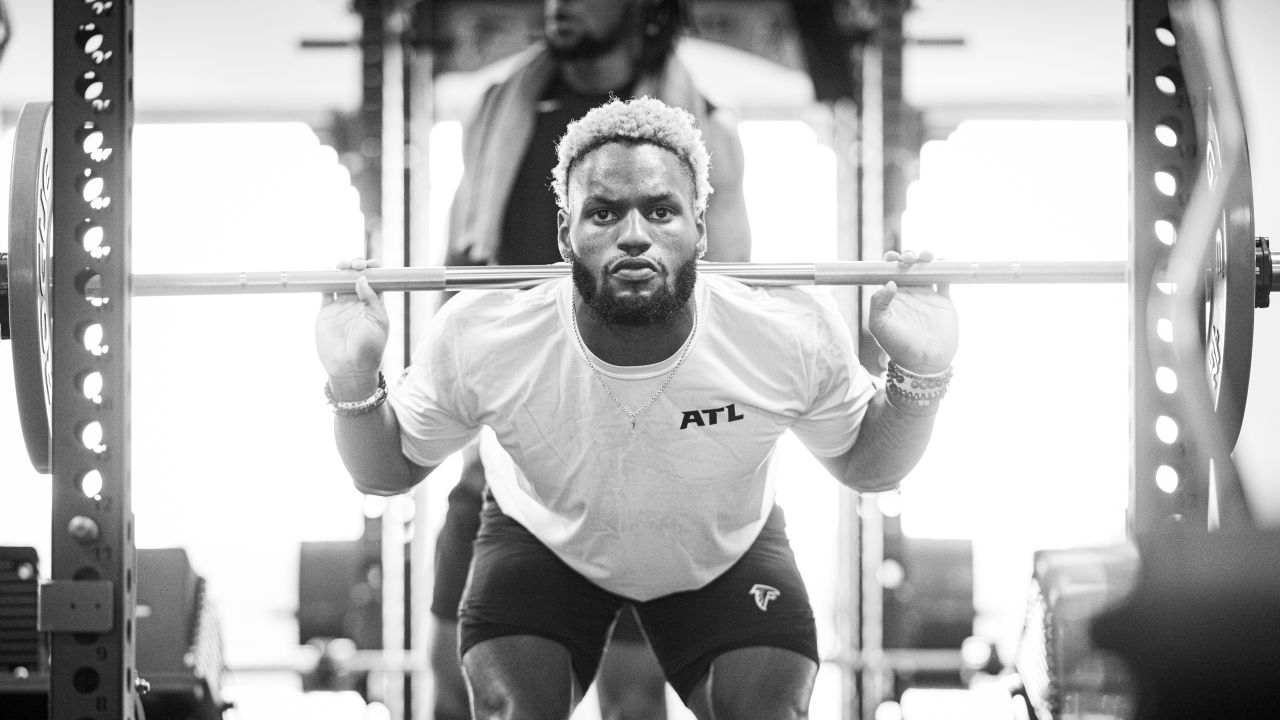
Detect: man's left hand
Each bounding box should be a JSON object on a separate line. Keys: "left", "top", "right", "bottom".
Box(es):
{"left": 866, "top": 249, "right": 959, "bottom": 374}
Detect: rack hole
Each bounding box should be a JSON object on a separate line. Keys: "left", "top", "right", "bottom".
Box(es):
{"left": 72, "top": 667, "right": 100, "bottom": 694}
{"left": 80, "top": 30, "right": 104, "bottom": 55}
{"left": 81, "top": 129, "right": 104, "bottom": 154}
{"left": 79, "top": 223, "right": 109, "bottom": 258}
{"left": 80, "top": 322, "right": 108, "bottom": 356}
{"left": 77, "top": 270, "right": 108, "bottom": 308}
{"left": 81, "top": 371, "right": 104, "bottom": 403}
{"left": 79, "top": 469, "right": 103, "bottom": 498}
{"left": 81, "top": 422, "right": 106, "bottom": 454}
{"left": 80, "top": 175, "right": 105, "bottom": 202}
{"left": 80, "top": 79, "right": 105, "bottom": 101}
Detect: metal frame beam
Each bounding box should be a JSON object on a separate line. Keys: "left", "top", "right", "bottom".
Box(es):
{"left": 47, "top": 2, "right": 137, "bottom": 720}
{"left": 1130, "top": 0, "right": 1210, "bottom": 534}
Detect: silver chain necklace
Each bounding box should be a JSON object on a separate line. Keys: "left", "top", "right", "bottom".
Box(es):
{"left": 569, "top": 295, "right": 698, "bottom": 431}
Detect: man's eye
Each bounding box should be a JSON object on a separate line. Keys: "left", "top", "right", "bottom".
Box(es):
{"left": 650, "top": 207, "right": 674, "bottom": 220}
{"left": 590, "top": 209, "right": 614, "bottom": 222}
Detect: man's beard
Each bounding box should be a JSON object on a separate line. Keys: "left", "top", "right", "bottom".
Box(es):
{"left": 570, "top": 252, "right": 698, "bottom": 326}
{"left": 546, "top": 5, "right": 637, "bottom": 62}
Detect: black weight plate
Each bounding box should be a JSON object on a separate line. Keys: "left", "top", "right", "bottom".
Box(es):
{"left": 7, "top": 102, "right": 53, "bottom": 474}
{"left": 1201, "top": 93, "right": 1254, "bottom": 451}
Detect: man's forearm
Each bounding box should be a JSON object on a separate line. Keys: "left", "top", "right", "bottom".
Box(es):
{"left": 833, "top": 388, "right": 939, "bottom": 493}
{"left": 334, "top": 403, "right": 433, "bottom": 495}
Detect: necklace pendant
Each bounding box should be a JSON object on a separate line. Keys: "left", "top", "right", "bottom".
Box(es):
{"left": 572, "top": 293, "right": 698, "bottom": 437}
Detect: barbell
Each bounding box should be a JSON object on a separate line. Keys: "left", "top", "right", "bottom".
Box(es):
{"left": 1, "top": 100, "right": 1276, "bottom": 475}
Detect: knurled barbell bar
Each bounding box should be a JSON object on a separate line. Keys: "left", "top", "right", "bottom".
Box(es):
{"left": 2, "top": 100, "right": 1277, "bottom": 474}
{"left": 125, "top": 260, "right": 1131, "bottom": 296}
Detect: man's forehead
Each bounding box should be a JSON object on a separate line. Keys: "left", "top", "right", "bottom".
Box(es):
{"left": 577, "top": 140, "right": 682, "bottom": 168}
{"left": 570, "top": 142, "right": 694, "bottom": 198}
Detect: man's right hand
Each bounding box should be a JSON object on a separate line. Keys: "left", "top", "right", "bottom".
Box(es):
{"left": 315, "top": 257, "right": 391, "bottom": 396}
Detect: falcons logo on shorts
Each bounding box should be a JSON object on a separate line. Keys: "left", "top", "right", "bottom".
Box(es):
{"left": 749, "top": 583, "right": 781, "bottom": 611}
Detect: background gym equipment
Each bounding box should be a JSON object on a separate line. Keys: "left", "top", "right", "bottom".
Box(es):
{"left": 2, "top": 100, "right": 52, "bottom": 474}
{"left": 0, "top": 88, "right": 1221, "bottom": 478}
{"left": 1, "top": 99, "right": 1272, "bottom": 476}
{"left": 0, "top": 548, "right": 227, "bottom": 720}
{"left": 130, "top": 548, "right": 227, "bottom": 720}
{"left": 1090, "top": 529, "right": 1280, "bottom": 720}
{"left": 1010, "top": 545, "right": 1139, "bottom": 720}
{"left": 0, "top": 94, "right": 1161, "bottom": 475}
{"left": 1007, "top": 2, "right": 1280, "bottom": 719}
{"left": 1, "top": 0, "right": 1277, "bottom": 718}
{"left": 0, "top": 547, "right": 46, "bottom": 719}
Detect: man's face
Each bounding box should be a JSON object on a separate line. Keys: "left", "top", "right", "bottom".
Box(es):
{"left": 558, "top": 141, "right": 706, "bottom": 326}
{"left": 544, "top": 0, "right": 640, "bottom": 60}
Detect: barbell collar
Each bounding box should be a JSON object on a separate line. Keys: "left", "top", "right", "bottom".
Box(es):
{"left": 127, "top": 260, "right": 1129, "bottom": 297}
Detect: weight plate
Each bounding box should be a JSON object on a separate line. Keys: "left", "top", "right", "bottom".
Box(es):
{"left": 8, "top": 102, "right": 53, "bottom": 474}
{"left": 1200, "top": 84, "right": 1254, "bottom": 450}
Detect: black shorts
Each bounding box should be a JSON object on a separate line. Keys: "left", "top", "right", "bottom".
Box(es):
{"left": 458, "top": 496, "right": 818, "bottom": 701}
{"left": 429, "top": 456, "right": 486, "bottom": 620}
{"left": 430, "top": 459, "right": 649, "bottom": 643}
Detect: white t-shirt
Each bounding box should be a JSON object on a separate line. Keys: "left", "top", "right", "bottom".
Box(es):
{"left": 390, "top": 274, "right": 877, "bottom": 600}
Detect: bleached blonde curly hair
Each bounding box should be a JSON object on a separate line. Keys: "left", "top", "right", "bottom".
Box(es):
{"left": 552, "top": 96, "right": 712, "bottom": 214}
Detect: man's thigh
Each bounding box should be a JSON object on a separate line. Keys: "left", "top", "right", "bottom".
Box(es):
{"left": 685, "top": 646, "right": 817, "bottom": 720}
{"left": 459, "top": 495, "right": 623, "bottom": 692}
{"left": 635, "top": 505, "right": 820, "bottom": 704}
{"left": 463, "top": 634, "right": 581, "bottom": 717}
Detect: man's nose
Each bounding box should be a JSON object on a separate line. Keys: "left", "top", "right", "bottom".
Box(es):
{"left": 616, "top": 210, "right": 652, "bottom": 254}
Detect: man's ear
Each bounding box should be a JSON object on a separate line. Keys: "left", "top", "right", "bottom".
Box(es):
{"left": 557, "top": 209, "right": 572, "bottom": 261}
{"left": 695, "top": 208, "right": 708, "bottom": 258}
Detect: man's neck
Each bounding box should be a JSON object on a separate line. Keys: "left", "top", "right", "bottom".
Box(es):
{"left": 556, "top": 47, "right": 643, "bottom": 95}
{"left": 573, "top": 294, "right": 696, "bottom": 367}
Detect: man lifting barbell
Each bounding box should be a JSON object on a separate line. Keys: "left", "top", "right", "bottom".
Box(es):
{"left": 313, "top": 96, "right": 959, "bottom": 719}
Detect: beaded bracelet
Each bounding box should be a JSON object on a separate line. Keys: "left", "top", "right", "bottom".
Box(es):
{"left": 324, "top": 372, "right": 388, "bottom": 417}
{"left": 885, "top": 361, "right": 953, "bottom": 412}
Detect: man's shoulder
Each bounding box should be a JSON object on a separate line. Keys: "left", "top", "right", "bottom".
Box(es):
{"left": 476, "top": 46, "right": 551, "bottom": 99}
{"left": 703, "top": 274, "right": 849, "bottom": 346}
{"left": 437, "top": 278, "right": 562, "bottom": 327}
{"left": 703, "top": 273, "right": 831, "bottom": 314}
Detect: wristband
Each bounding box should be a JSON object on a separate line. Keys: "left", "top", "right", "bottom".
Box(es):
{"left": 325, "top": 372, "right": 388, "bottom": 417}
{"left": 885, "top": 361, "right": 952, "bottom": 412}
